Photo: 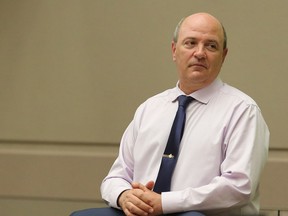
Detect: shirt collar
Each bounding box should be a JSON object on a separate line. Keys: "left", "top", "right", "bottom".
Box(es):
{"left": 174, "top": 78, "right": 223, "bottom": 104}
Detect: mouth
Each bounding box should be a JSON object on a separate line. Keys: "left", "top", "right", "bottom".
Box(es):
{"left": 188, "top": 63, "right": 207, "bottom": 69}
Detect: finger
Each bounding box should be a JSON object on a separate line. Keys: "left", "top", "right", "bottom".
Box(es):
{"left": 145, "top": 181, "right": 154, "bottom": 190}
{"left": 122, "top": 189, "right": 154, "bottom": 215}
{"left": 122, "top": 205, "right": 138, "bottom": 216}
{"left": 133, "top": 182, "right": 148, "bottom": 192}
{"left": 131, "top": 181, "right": 140, "bottom": 189}
{"left": 131, "top": 181, "right": 154, "bottom": 191}
{"left": 123, "top": 200, "right": 151, "bottom": 216}
{"left": 132, "top": 191, "right": 154, "bottom": 214}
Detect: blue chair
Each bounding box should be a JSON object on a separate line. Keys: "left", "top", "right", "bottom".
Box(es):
{"left": 70, "top": 207, "right": 206, "bottom": 216}
{"left": 70, "top": 207, "right": 124, "bottom": 216}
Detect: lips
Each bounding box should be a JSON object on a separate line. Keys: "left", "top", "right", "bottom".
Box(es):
{"left": 188, "top": 63, "right": 207, "bottom": 69}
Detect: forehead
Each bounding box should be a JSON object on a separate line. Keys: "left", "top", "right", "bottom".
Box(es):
{"left": 178, "top": 14, "right": 223, "bottom": 42}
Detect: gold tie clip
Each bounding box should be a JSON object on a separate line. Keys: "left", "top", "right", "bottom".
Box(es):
{"left": 163, "top": 154, "right": 174, "bottom": 158}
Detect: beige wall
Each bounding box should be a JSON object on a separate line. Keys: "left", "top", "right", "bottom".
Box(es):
{"left": 0, "top": 1, "right": 287, "bottom": 215}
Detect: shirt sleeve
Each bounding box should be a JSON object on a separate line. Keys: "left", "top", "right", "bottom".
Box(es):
{"left": 161, "top": 104, "right": 269, "bottom": 214}
{"left": 100, "top": 114, "right": 138, "bottom": 209}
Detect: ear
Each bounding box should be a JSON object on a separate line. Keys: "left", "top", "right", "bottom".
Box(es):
{"left": 172, "top": 41, "right": 177, "bottom": 61}
{"left": 222, "top": 48, "right": 228, "bottom": 63}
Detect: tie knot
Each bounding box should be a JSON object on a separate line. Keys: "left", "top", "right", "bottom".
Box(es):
{"left": 178, "top": 95, "right": 193, "bottom": 109}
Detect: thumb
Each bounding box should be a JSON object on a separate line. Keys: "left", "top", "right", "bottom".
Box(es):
{"left": 145, "top": 181, "right": 155, "bottom": 190}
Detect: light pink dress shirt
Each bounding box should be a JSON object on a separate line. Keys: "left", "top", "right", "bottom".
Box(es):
{"left": 101, "top": 78, "right": 269, "bottom": 216}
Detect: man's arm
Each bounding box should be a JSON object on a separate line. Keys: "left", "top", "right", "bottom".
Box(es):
{"left": 161, "top": 105, "right": 269, "bottom": 214}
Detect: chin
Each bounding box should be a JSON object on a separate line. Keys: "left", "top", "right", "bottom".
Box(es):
{"left": 189, "top": 74, "right": 209, "bottom": 83}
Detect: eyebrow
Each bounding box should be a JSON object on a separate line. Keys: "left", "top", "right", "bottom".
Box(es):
{"left": 206, "top": 39, "right": 219, "bottom": 45}
{"left": 183, "top": 37, "right": 219, "bottom": 44}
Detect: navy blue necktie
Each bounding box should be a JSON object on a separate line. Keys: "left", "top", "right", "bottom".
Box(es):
{"left": 154, "top": 95, "right": 193, "bottom": 193}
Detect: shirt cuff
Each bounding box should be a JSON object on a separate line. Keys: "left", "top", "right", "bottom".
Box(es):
{"left": 161, "top": 191, "right": 184, "bottom": 214}
{"left": 102, "top": 178, "right": 132, "bottom": 209}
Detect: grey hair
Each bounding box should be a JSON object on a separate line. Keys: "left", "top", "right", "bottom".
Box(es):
{"left": 173, "top": 17, "right": 185, "bottom": 43}
{"left": 172, "top": 17, "right": 228, "bottom": 50}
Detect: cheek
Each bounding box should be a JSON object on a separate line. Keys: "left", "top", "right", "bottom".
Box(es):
{"left": 176, "top": 52, "right": 190, "bottom": 64}
{"left": 209, "top": 56, "right": 224, "bottom": 69}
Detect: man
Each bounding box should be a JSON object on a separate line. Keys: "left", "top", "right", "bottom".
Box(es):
{"left": 100, "top": 12, "right": 269, "bottom": 216}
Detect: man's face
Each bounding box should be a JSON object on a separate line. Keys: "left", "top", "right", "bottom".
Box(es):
{"left": 172, "top": 14, "right": 228, "bottom": 93}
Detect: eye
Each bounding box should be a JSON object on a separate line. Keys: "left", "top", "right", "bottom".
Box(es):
{"left": 206, "top": 42, "right": 218, "bottom": 51}
{"left": 183, "top": 39, "right": 196, "bottom": 48}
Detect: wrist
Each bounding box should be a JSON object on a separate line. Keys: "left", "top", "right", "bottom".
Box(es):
{"left": 117, "top": 189, "right": 129, "bottom": 208}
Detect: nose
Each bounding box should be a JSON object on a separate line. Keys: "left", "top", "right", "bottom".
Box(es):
{"left": 194, "top": 45, "right": 206, "bottom": 59}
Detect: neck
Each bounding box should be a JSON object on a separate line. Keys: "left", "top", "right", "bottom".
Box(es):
{"left": 178, "top": 78, "right": 217, "bottom": 94}
{"left": 178, "top": 82, "right": 206, "bottom": 95}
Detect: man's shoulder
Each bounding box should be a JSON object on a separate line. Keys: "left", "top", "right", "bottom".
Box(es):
{"left": 145, "top": 87, "right": 177, "bottom": 103}
{"left": 220, "top": 83, "right": 258, "bottom": 106}
{"left": 136, "top": 87, "right": 177, "bottom": 112}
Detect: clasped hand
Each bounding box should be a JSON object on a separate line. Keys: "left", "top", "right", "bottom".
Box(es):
{"left": 118, "top": 181, "right": 163, "bottom": 216}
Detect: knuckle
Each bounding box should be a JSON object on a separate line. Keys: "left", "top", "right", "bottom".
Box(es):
{"left": 124, "top": 205, "right": 133, "bottom": 216}
{"left": 129, "top": 204, "right": 136, "bottom": 213}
